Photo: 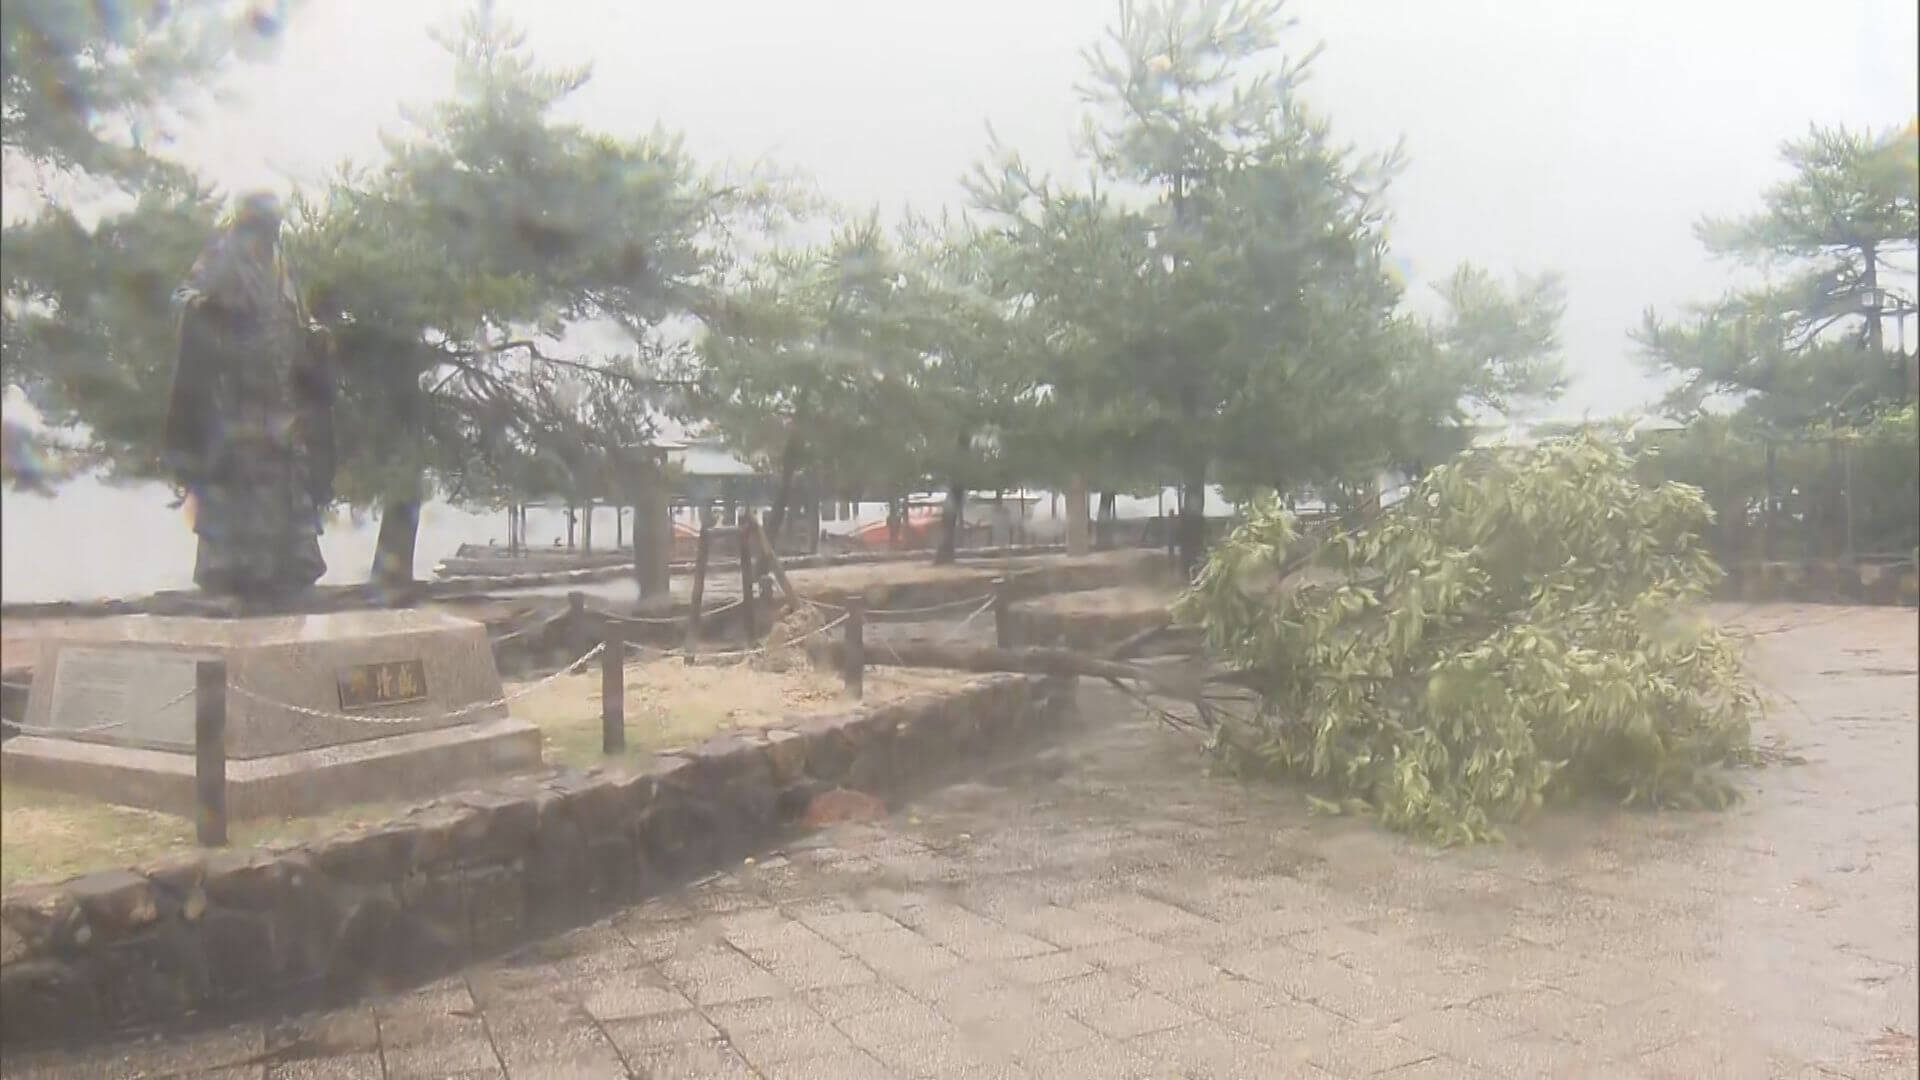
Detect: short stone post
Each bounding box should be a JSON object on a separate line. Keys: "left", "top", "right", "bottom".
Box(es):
{"left": 567, "top": 590, "right": 589, "bottom": 655}
{"left": 194, "top": 660, "right": 228, "bottom": 847}
{"left": 994, "top": 576, "right": 1014, "bottom": 649}
{"left": 842, "top": 598, "right": 865, "bottom": 699}
{"left": 601, "top": 619, "right": 626, "bottom": 755}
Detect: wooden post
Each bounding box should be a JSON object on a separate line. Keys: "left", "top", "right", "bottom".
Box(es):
{"left": 842, "top": 597, "right": 865, "bottom": 699}
{"left": 195, "top": 660, "right": 228, "bottom": 847}
{"left": 739, "top": 514, "right": 758, "bottom": 641}
{"left": 601, "top": 619, "right": 625, "bottom": 754}
{"left": 994, "top": 576, "right": 1014, "bottom": 648}
{"left": 686, "top": 508, "right": 713, "bottom": 664}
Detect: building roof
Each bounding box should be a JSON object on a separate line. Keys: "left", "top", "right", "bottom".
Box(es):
{"left": 673, "top": 439, "right": 759, "bottom": 478}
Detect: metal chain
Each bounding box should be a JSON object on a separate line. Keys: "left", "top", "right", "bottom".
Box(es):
{"left": 223, "top": 642, "right": 607, "bottom": 725}
{"left": 601, "top": 596, "right": 745, "bottom": 628}
{"left": 871, "top": 595, "right": 997, "bottom": 666}
{"left": 1, "top": 684, "right": 199, "bottom": 738}
{"left": 805, "top": 592, "right": 994, "bottom": 618}
{"left": 619, "top": 609, "right": 853, "bottom": 669}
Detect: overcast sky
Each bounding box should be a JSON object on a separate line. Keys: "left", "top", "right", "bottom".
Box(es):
{"left": 170, "top": 0, "right": 1919, "bottom": 418}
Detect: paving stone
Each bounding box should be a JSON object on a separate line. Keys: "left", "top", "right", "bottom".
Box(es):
{"left": 1000, "top": 906, "right": 1135, "bottom": 949}
{"left": 629, "top": 1037, "right": 760, "bottom": 1078}
{"left": 1164, "top": 975, "right": 1286, "bottom": 1020}
{"left": 266, "top": 1055, "right": 384, "bottom": 1079}
{"left": 994, "top": 950, "right": 1095, "bottom": 985}
{"left": 1036, "top": 970, "right": 1142, "bottom": 1013}
{"left": 1128, "top": 1019, "right": 1307, "bottom": 1079}
{"left": 1076, "top": 893, "right": 1214, "bottom": 937}
{"left": 862, "top": 1028, "right": 1008, "bottom": 1076}
{"left": 1068, "top": 935, "right": 1180, "bottom": 969}
{"left": 658, "top": 946, "right": 787, "bottom": 1005}
{"left": 727, "top": 1020, "right": 858, "bottom": 1066}
{"left": 578, "top": 973, "right": 693, "bottom": 1020}
{"left": 600, "top": 1008, "right": 723, "bottom": 1049}
{"left": 760, "top": 1051, "right": 900, "bottom": 1080}
{"left": 1029, "top": 1039, "right": 1163, "bottom": 1079}
{"left": 802, "top": 980, "right": 925, "bottom": 1021}
{"left": 837, "top": 1000, "right": 958, "bottom": 1048}
{"left": 1076, "top": 989, "right": 1200, "bottom": 1039}
{"left": 956, "top": 1008, "right": 1100, "bottom": 1060}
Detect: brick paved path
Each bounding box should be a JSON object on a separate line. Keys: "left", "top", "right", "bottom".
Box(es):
{"left": 5, "top": 604, "right": 1914, "bottom": 1079}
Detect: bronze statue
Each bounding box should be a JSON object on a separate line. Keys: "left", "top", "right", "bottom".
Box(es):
{"left": 164, "top": 192, "right": 336, "bottom": 610}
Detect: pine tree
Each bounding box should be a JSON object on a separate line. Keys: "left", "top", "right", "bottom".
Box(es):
{"left": 973, "top": 0, "right": 1564, "bottom": 573}
{"left": 2, "top": 0, "right": 288, "bottom": 490}
{"left": 1637, "top": 123, "right": 1919, "bottom": 428}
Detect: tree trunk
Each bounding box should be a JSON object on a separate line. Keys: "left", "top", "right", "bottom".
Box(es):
{"left": 935, "top": 429, "right": 969, "bottom": 564}
{"left": 1178, "top": 463, "right": 1207, "bottom": 581}
{"left": 581, "top": 499, "right": 593, "bottom": 553}
{"left": 936, "top": 481, "right": 966, "bottom": 564}
{"left": 765, "top": 434, "right": 801, "bottom": 555}
{"left": 566, "top": 506, "right": 576, "bottom": 550}
{"left": 887, "top": 496, "right": 902, "bottom": 548}
{"left": 372, "top": 497, "right": 422, "bottom": 589}
{"left": 1065, "top": 474, "right": 1090, "bottom": 556}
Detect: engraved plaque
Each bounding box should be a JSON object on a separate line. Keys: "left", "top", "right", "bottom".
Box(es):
{"left": 336, "top": 659, "right": 429, "bottom": 711}
{"left": 48, "top": 647, "right": 200, "bottom": 749}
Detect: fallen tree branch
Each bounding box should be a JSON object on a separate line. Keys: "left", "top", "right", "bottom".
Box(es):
{"left": 823, "top": 640, "right": 1206, "bottom": 701}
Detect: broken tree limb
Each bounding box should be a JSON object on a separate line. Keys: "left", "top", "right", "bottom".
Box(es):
{"left": 818, "top": 640, "right": 1204, "bottom": 701}
{"left": 1103, "top": 620, "right": 1173, "bottom": 661}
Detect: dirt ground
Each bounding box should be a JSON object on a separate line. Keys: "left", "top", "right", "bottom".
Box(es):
{"left": 0, "top": 655, "right": 972, "bottom": 889}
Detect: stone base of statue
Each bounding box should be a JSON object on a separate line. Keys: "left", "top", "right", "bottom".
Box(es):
{"left": 1, "top": 610, "right": 542, "bottom": 819}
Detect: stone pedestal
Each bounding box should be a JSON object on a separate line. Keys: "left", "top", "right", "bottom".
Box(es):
{"left": 2, "top": 610, "right": 541, "bottom": 818}
{"left": 635, "top": 470, "right": 672, "bottom": 602}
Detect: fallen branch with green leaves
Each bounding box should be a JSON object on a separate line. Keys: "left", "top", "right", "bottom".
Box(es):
{"left": 1176, "top": 434, "right": 1759, "bottom": 844}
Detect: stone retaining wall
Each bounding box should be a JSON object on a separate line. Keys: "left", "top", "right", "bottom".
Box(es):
{"left": 0, "top": 675, "right": 1075, "bottom": 1049}
{"left": 1722, "top": 560, "right": 1919, "bottom": 606}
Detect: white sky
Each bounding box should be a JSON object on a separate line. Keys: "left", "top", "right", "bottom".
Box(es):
{"left": 150, "top": 0, "right": 1920, "bottom": 417}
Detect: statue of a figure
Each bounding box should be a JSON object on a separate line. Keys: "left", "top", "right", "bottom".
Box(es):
{"left": 164, "top": 192, "right": 336, "bottom": 610}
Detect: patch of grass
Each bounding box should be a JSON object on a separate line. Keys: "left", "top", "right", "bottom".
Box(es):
{"left": 508, "top": 657, "right": 967, "bottom": 768}
{"left": 1, "top": 658, "right": 973, "bottom": 888}
{"left": 0, "top": 783, "right": 412, "bottom": 889}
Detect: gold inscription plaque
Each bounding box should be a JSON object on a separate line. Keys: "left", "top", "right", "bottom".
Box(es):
{"left": 336, "top": 659, "right": 429, "bottom": 711}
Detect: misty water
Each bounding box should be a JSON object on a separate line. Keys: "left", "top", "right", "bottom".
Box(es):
{"left": 1, "top": 481, "right": 561, "bottom": 603}
{"left": 0, "top": 481, "right": 1224, "bottom": 604}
